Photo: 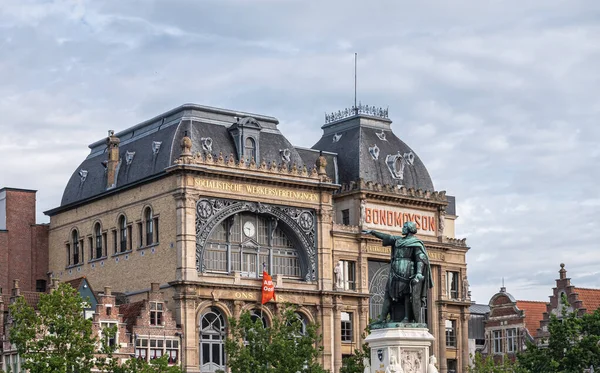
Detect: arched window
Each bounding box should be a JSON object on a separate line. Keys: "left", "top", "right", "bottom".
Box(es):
{"left": 203, "top": 213, "right": 301, "bottom": 279}
{"left": 72, "top": 230, "right": 80, "bottom": 264}
{"left": 119, "top": 215, "right": 127, "bottom": 253}
{"left": 145, "top": 207, "right": 154, "bottom": 246}
{"left": 244, "top": 137, "right": 256, "bottom": 161}
{"left": 94, "top": 223, "right": 103, "bottom": 259}
{"left": 199, "top": 307, "right": 226, "bottom": 373}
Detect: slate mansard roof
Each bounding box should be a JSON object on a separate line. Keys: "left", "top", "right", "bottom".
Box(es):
{"left": 52, "top": 104, "right": 338, "bottom": 212}
{"left": 311, "top": 113, "right": 435, "bottom": 192}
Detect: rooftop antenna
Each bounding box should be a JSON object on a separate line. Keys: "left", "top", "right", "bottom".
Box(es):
{"left": 354, "top": 52, "right": 358, "bottom": 114}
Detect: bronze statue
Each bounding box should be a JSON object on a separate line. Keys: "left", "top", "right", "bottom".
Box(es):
{"left": 363, "top": 222, "right": 433, "bottom": 324}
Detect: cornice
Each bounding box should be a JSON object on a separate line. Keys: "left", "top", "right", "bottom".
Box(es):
{"left": 334, "top": 178, "right": 448, "bottom": 208}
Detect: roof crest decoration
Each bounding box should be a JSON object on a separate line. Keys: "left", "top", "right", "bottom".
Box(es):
{"left": 325, "top": 102, "right": 389, "bottom": 123}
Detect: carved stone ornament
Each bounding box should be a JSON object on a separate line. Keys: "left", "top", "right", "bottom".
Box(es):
{"left": 385, "top": 151, "right": 415, "bottom": 180}
{"left": 195, "top": 197, "right": 317, "bottom": 281}
{"left": 369, "top": 144, "right": 380, "bottom": 160}
{"left": 152, "top": 141, "right": 162, "bottom": 155}
{"left": 280, "top": 148, "right": 291, "bottom": 163}
{"left": 125, "top": 151, "right": 136, "bottom": 165}
{"left": 400, "top": 349, "right": 423, "bottom": 373}
{"left": 78, "top": 169, "right": 88, "bottom": 183}
{"left": 332, "top": 133, "right": 342, "bottom": 143}
{"left": 376, "top": 130, "right": 387, "bottom": 141}
{"left": 201, "top": 137, "right": 213, "bottom": 152}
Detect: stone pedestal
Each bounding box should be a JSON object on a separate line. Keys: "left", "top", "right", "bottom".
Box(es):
{"left": 365, "top": 327, "right": 435, "bottom": 373}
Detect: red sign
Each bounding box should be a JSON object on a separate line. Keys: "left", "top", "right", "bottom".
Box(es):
{"left": 261, "top": 271, "right": 276, "bottom": 304}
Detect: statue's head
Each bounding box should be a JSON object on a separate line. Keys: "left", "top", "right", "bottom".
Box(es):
{"left": 429, "top": 355, "right": 437, "bottom": 364}
{"left": 402, "top": 221, "right": 417, "bottom": 235}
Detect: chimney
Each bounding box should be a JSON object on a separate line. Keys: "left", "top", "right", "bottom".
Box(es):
{"left": 104, "top": 286, "right": 112, "bottom": 296}
{"left": 12, "top": 279, "right": 20, "bottom": 297}
{"left": 106, "top": 130, "right": 120, "bottom": 189}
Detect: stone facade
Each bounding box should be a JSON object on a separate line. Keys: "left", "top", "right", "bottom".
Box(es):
{"left": 45, "top": 104, "right": 471, "bottom": 372}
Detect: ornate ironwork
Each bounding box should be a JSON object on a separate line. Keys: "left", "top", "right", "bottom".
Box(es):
{"left": 325, "top": 103, "right": 389, "bottom": 123}
{"left": 195, "top": 197, "right": 317, "bottom": 281}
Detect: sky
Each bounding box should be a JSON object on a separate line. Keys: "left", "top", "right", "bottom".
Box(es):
{"left": 1, "top": 0, "right": 599, "bottom": 304}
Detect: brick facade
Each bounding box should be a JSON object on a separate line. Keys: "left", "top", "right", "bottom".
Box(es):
{"left": 0, "top": 188, "right": 49, "bottom": 294}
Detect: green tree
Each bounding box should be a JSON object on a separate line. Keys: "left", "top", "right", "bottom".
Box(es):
{"left": 9, "top": 282, "right": 183, "bottom": 373}
{"left": 224, "top": 305, "right": 329, "bottom": 373}
{"left": 8, "top": 282, "right": 97, "bottom": 373}
{"left": 517, "top": 307, "right": 600, "bottom": 373}
{"left": 468, "top": 352, "right": 525, "bottom": 373}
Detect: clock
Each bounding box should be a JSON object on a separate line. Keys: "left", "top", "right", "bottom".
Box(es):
{"left": 243, "top": 221, "right": 256, "bottom": 237}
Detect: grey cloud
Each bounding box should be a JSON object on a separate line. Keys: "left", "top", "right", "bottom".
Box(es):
{"left": 1, "top": 0, "right": 599, "bottom": 304}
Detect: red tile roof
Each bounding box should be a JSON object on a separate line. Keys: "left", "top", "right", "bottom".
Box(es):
{"left": 20, "top": 291, "right": 42, "bottom": 310}
{"left": 119, "top": 301, "right": 145, "bottom": 332}
{"left": 574, "top": 287, "right": 600, "bottom": 313}
{"left": 65, "top": 277, "right": 86, "bottom": 290}
{"left": 516, "top": 300, "right": 547, "bottom": 338}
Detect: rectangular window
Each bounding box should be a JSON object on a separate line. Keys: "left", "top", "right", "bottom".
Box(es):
{"left": 341, "top": 312, "right": 353, "bottom": 342}
{"left": 154, "top": 217, "right": 159, "bottom": 243}
{"left": 150, "top": 339, "right": 164, "bottom": 359}
{"left": 36, "top": 279, "right": 46, "bottom": 293}
{"left": 446, "top": 271, "right": 459, "bottom": 299}
{"left": 342, "top": 209, "right": 350, "bottom": 225}
{"left": 120, "top": 226, "right": 127, "bottom": 253}
{"left": 150, "top": 302, "right": 164, "bottom": 326}
{"left": 447, "top": 359, "right": 457, "bottom": 373}
{"left": 336, "top": 260, "right": 356, "bottom": 291}
{"left": 493, "top": 330, "right": 503, "bottom": 353}
{"left": 506, "top": 328, "right": 517, "bottom": 353}
{"left": 128, "top": 225, "right": 133, "bottom": 252}
{"left": 89, "top": 237, "right": 94, "bottom": 260}
{"left": 146, "top": 218, "right": 154, "bottom": 246}
{"left": 445, "top": 320, "right": 456, "bottom": 347}
{"left": 102, "top": 232, "right": 108, "bottom": 257}
{"left": 138, "top": 222, "right": 143, "bottom": 248}
{"left": 136, "top": 338, "right": 149, "bottom": 360}
{"left": 112, "top": 230, "right": 118, "bottom": 254}
{"left": 73, "top": 240, "right": 80, "bottom": 264}
{"left": 95, "top": 233, "right": 103, "bottom": 259}
{"left": 100, "top": 322, "right": 118, "bottom": 348}
{"left": 66, "top": 243, "right": 71, "bottom": 266}
{"left": 166, "top": 339, "right": 179, "bottom": 364}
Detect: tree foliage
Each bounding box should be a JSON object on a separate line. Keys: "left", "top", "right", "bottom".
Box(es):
{"left": 224, "top": 305, "right": 329, "bottom": 373}
{"left": 468, "top": 352, "right": 525, "bottom": 373}
{"left": 9, "top": 283, "right": 97, "bottom": 373}
{"left": 8, "top": 282, "right": 183, "bottom": 373}
{"left": 517, "top": 307, "right": 600, "bottom": 373}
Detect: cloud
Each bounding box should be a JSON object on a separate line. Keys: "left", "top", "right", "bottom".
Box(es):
{"left": 1, "top": 0, "right": 599, "bottom": 304}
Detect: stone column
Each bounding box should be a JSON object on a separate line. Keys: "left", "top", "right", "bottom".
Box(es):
{"left": 359, "top": 298, "right": 369, "bottom": 344}
{"left": 333, "top": 296, "right": 343, "bottom": 373}
{"left": 233, "top": 300, "right": 243, "bottom": 318}
{"left": 461, "top": 312, "right": 470, "bottom": 371}
{"left": 174, "top": 284, "right": 200, "bottom": 373}
{"left": 174, "top": 190, "right": 197, "bottom": 282}
{"left": 320, "top": 298, "right": 334, "bottom": 371}
{"left": 439, "top": 307, "right": 447, "bottom": 373}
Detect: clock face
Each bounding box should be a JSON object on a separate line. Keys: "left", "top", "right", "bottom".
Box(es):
{"left": 243, "top": 221, "right": 256, "bottom": 237}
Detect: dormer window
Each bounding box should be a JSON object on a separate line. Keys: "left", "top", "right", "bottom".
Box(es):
{"left": 150, "top": 301, "right": 164, "bottom": 326}
{"left": 245, "top": 137, "right": 256, "bottom": 161}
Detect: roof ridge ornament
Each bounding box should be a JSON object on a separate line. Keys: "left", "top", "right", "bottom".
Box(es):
{"left": 325, "top": 102, "right": 389, "bottom": 123}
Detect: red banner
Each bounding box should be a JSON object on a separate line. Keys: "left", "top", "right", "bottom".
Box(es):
{"left": 261, "top": 271, "right": 276, "bottom": 304}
